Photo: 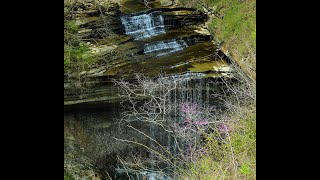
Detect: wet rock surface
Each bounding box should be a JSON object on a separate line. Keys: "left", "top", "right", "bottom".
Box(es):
{"left": 64, "top": 1, "right": 233, "bottom": 179}
{"left": 64, "top": 0, "right": 232, "bottom": 106}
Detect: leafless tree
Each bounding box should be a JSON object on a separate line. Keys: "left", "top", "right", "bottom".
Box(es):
{"left": 113, "top": 73, "right": 230, "bottom": 178}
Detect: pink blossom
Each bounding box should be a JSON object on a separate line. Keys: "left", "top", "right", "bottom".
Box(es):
{"left": 193, "top": 120, "right": 209, "bottom": 125}
{"left": 218, "top": 122, "right": 230, "bottom": 133}
{"left": 180, "top": 103, "right": 198, "bottom": 114}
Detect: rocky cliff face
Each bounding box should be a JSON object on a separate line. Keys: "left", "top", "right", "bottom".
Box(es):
{"left": 64, "top": 0, "right": 232, "bottom": 106}
{"left": 64, "top": 2, "right": 235, "bottom": 179}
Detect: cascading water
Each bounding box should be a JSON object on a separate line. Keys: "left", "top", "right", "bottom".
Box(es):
{"left": 156, "top": 73, "right": 212, "bottom": 106}
{"left": 64, "top": 1, "right": 234, "bottom": 179}
{"left": 120, "top": 11, "right": 165, "bottom": 40}
{"left": 117, "top": 7, "right": 225, "bottom": 180}
{"left": 144, "top": 39, "right": 188, "bottom": 57}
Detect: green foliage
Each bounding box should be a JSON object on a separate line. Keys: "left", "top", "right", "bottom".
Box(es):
{"left": 179, "top": 0, "right": 256, "bottom": 76}
{"left": 239, "top": 162, "right": 251, "bottom": 176}
{"left": 64, "top": 19, "right": 97, "bottom": 70}
{"left": 232, "top": 113, "right": 256, "bottom": 154}
{"left": 65, "top": 20, "right": 79, "bottom": 32}
{"left": 179, "top": 110, "right": 256, "bottom": 180}
{"left": 64, "top": 171, "right": 74, "bottom": 180}
{"left": 64, "top": 43, "right": 92, "bottom": 67}
{"left": 251, "top": 29, "right": 256, "bottom": 47}
{"left": 208, "top": 0, "right": 256, "bottom": 53}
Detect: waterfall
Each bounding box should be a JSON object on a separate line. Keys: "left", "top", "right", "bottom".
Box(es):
{"left": 120, "top": 11, "right": 166, "bottom": 40}
{"left": 158, "top": 73, "right": 207, "bottom": 82}
{"left": 156, "top": 73, "right": 211, "bottom": 116}
{"left": 119, "top": 9, "right": 222, "bottom": 179}
{"left": 144, "top": 39, "right": 188, "bottom": 57}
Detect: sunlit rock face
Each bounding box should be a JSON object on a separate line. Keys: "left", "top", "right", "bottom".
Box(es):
{"left": 64, "top": 1, "right": 233, "bottom": 106}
